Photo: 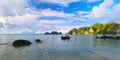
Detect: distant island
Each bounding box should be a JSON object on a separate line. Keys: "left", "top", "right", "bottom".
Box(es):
{"left": 44, "top": 31, "right": 62, "bottom": 35}
{"left": 68, "top": 22, "right": 120, "bottom": 35}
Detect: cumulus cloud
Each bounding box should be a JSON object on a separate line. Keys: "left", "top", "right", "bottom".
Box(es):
{"left": 0, "top": 0, "right": 38, "bottom": 34}
{"left": 91, "top": 0, "right": 113, "bottom": 19}
{"left": 0, "top": 6, "right": 80, "bottom": 34}
{"left": 0, "top": 0, "right": 28, "bottom": 17}
{"left": 90, "top": 0, "right": 120, "bottom": 22}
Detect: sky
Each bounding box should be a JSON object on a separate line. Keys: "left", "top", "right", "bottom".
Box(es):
{"left": 0, "top": 0, "right": 120, "bottom": 34}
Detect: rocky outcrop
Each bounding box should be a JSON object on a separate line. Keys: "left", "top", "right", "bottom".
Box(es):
{"left": 35, "top": 39, "right": 42, "bottom": 43}
{"left": 12, "top": 39, "right": 31, "bottom": 47}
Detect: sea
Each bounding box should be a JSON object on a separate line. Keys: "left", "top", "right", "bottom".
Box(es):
{"left": 0, "top": 34, "right": 120, "bottom": 60}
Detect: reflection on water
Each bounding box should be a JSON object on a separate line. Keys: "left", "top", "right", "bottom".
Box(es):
{"left": 0, "top": 34, "right": 120, "bottom": 60}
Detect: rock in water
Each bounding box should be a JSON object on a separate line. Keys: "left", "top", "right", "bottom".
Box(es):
{"left": 35, "top": 39, "right": 42, "bottom": 43}
{"left": 12, "top": 39, "right": 31, "bottom": 47}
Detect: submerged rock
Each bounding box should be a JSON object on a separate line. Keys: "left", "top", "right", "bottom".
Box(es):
{"left": 12, "top": 39, "right": 31, "bottom": 47}
{"left": 35, "top": 39, "right": 42, "bottom": 43}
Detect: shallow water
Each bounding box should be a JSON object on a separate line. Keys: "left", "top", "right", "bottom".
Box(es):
{"left": 0, "top": 34, "right": 120, "bottom": 60}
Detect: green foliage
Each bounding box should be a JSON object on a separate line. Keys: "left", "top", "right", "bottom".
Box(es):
{"left": 91, "top": 23, "right": 105, "bottom": 34}
{"left": 103, "top": 22, "right": 120, "bottom": 34}
{"left": 67, "top": 22, "right": 120, "bottom": 35}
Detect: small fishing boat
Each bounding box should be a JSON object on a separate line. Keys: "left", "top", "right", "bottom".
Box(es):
{"left": 61, "top": 35, "right": 70, "bottom": 40}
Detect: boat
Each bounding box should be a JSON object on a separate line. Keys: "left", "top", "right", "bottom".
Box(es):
{"left": 61, "top": 35, "right": 70, "bottom": 40}
{"left": 96, "top": 34, "right": 120, "bottom": 39}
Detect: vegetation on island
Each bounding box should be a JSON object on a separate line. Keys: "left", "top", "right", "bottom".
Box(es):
{"left": 68, "top": 22, "right": 120, "bottom": 35}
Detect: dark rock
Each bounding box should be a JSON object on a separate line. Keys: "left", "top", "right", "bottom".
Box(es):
{"left": 12, "top": 39, "right": 31, "bottom": 47}
{"left": 35, "top": 39, "right": 42, "bottom": 43}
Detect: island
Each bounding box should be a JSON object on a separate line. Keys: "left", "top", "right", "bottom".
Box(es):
{"left": 44, "top": 31, "right": 62, "bottom": 35}
{"left": 67, "top": 22, "right": 120, "bottom": 35}
{"left": 67, "top": 22, "right": 120, "bottom": 39}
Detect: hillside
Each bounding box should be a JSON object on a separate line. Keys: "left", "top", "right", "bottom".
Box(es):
{"left": 68, "top": 22, "right": 120, "bottom": 35}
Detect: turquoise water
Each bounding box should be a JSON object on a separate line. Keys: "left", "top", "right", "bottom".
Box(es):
{"left": 0, "top": 34, "right": 120, "bottom": 60}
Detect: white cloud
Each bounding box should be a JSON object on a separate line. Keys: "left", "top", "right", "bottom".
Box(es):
{"left": 100, "top": 0, "right": 113, "bottom": 8}
{"left": 0, "top": 27, "right": 33, "bottom": 34}
{"left": 39, "top": 9, "right": 75, "bottom": 18}
{"left": 0, "top": 7, "right": 83, "bottom": 34}
{"left": 90, "top": 0, "right": 120, "bottom": 22}
{"left": 6, "top": 13, "right": 39, "bottom": 25}
{"left": 0, "top": 0, "right": 28, "bottom": 17}
{"left": 37, "top": 20, "right": 69, "bottom": 25}
{"left": 91, "top": 0, "right": 113, "bottom": 19}
{"left": 112, "top": 3, "right": 120, "bottom": 21}
{"left": 91, "top": 6, "right": 111, "bottom": 19}
{"left": 76, "top": 11, "right": 91, "bottom": 21}
{"left": 36, "top": 0, "right": 100, "bottom": 7}
{"left": 37, "top": 0, "right": 80, "bottom": 7}
{"left": 87, "top": 0, "right": 100, "bottom": 3}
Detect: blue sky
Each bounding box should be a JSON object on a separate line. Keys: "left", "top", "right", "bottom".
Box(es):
{"left": 0, "top": 0, "right": 120, "bottom": 34}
